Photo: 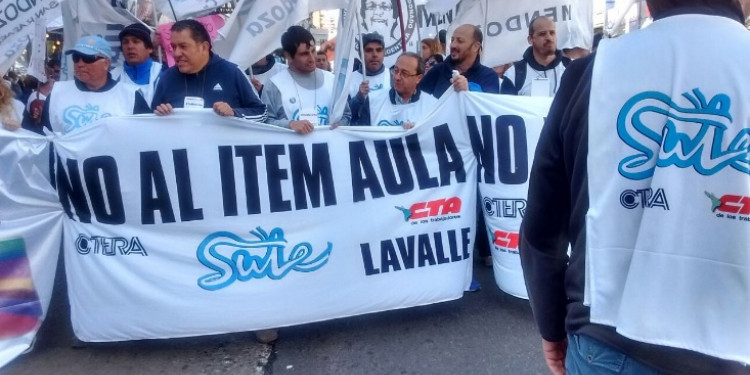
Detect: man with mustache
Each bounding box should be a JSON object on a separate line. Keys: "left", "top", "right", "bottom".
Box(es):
{"left": 418, "top": 24, "right": 499, "bottom": 98}
{"left": 348, "top": 33, "right": 392, "bottom": 121}
{"left": 151, "top": 20, "right": 267, "bottom": 121}
{"left": 112, "top": 23, "right": 164, "bottom": 105}
{"left": 501, "top": 16, "right": 569, "bottom": 97}
{"left": 361, "top": 0, "right": 399, "bottom": 41}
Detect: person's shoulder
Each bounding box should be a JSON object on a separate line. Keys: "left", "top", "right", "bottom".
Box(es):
{"left": 563, "top": 53, "right": 596, "bottom": 83}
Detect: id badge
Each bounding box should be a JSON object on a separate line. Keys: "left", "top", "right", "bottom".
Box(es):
{"left": 299, "top": 108, "right": 319, "bottom": 125}
{"left": 184, "top": 96, "right": 205, "bottom": 109}
{"left": 530, "top": 78, "right": 550, "bottom": 97}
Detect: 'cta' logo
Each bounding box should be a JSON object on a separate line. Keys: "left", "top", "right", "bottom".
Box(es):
{"left": 75, "top": 234, "right": 148, "bottom": 256}
{"left": 619, "top": 188, "right": 669, "bottom": 210}
{"left": 197, "top": 227, "right": 332, "bottom": 291}
{"left": 493, "top": 230, "right": 519, "bottom": 252}
{"left": 395, "top": 197, "right": 462, "bottom": 222}
{"left": 705, "top": 191, "right": 750, "bottom": 215}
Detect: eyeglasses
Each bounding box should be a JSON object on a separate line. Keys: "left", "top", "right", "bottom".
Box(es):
{"left": 71, "top": 52, "right": 104, "bottom": 64}
{"left": 391, "top": 67, "right": 419, "bottom": 79}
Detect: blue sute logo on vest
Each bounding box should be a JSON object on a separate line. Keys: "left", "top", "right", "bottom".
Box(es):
{"left": 371, "top": 83, "right": 384, "bottom": 91}
{"left": 617, "top": 88, "right": 749, "bottom": 180}
{"left": 196, "top": 227, "right": 332, "bottom": 291}
{"left": 377, "top": 119, "right": 404, "bottom": 127}
{"left": 62, "top": 104, "right": 112, "bottom": 133}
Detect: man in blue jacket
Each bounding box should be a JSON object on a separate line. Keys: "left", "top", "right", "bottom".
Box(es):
{"left": 151, "top": 19, "right": 267, "bottom": 122}
{"left": 419, "top": 24, "right": 499, "bottom": 98}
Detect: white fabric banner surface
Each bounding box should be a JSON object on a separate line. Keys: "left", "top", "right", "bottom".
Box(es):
{"left": 448, "top": 0, "right": 592, "bottom": 67}
{"left": 153, "top": 0, "right": 233, "bottom": 20}
{"left": 53, "top": 97, "right": 477, "bottom": 341}
{"left": 0, "top": 130, "right": 63, "bottom": 368}
{"left": 60, "top": 0, "right": 140, "bottom": 80}
{"left": 0, "top": 91, "right": 553, "bottom": 366}
{"left": 587, "top": 15, "right": 750, "bottom": 364}
{"left": 0, "top": 0, "right": 60, "bottom": 74}
{"left": 465, "top": 93, "right": 552, "bottom": 299}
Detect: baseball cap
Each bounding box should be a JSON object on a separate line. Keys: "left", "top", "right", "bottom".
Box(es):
{"left": 65, "top": 35, "right": 114, "bottom": 59}
{"left": 119, "top": 23, "right": 154, "bottom": 49}
{"left": 362, "top": 33, "right": 385, "bottom": 48}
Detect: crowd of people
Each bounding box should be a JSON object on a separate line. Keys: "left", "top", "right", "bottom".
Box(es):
{"left": 1, "top": 0, "right": 749, "bottom": 373}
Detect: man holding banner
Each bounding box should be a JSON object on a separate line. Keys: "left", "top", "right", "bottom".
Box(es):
{"left": 151, "top": 20, "right": 267, "bottom": 121}
{"left": 419, "top": 25, "right": 499, "bottom": 97}
{"left": 520, "top": 1, "right": 750, "bottom": 374}
{"left": 262, "top": 26, "right": 351, "bottom": 134}
{"left": 351, "top": 52, "right": 436, "bottom": 127}
{"left": 501, "top": 17, "right": 570, "bottom": 97}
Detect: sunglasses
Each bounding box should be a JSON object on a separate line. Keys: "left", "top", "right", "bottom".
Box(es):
{"left": 72, "top": 52, "right": 105, "bottom": 64}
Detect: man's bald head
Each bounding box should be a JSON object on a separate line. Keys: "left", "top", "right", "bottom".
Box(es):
{"left": 449, "top": 24, "right": 483, "bottom": 67}
{"left": 528, "top": 16, "right": 557, "bottom": 58}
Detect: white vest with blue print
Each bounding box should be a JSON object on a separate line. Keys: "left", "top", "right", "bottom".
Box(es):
{"left": 368, "top": 90, "right": 438, "bottom": 127}
{"left": 348, "top": 69, "right": 391, "bottom": 99}
{"left": 270, "top": 69, "right": 334, "bottom": 125}
{"left": 586, "top": 14, "right": 750, "bottom": 365}
{"left": 48, "top": 80, "right": 136, "bottom": 134}
{"left": 112, "top": 60, "right": 163, "bottom": 105}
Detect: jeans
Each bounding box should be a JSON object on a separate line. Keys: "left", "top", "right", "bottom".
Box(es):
{"left": 566, "top": 334, "right": 667, "bottom": 375}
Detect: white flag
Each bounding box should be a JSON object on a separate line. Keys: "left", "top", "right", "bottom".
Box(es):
{"left": 422, "top": 0, "right": 460, "bottom": 15}
{"left": 28, "top": 16, "right": 50, "bottom": 81}
{"left": 60, "top": 0, "right": 141, "bottom": 80}
{"left": 446, "top": 0, "right": 593, "bottom": 67}
{"left": 214, "top": 0, "right": 311, "bottom": 71}
{"left": 330, "top": 0, "right": 360, "bottom": 124}
{"left": 153, "top": 0, "right": 232, "bottom": 20}
{"left": 0, "top": 0, "right": 59, "bottom": 75}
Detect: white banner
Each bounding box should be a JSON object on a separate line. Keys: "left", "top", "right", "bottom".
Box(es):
{"left": 0, "top": 129, "right": 63, "bottom": 368}
{"left": 448, "top": 0, "right": 592, "bottom": 67}
{"left": 215, "top": 0, "right": 313, "bottom": 72}
{"left": 52, "top": 98, "right": 477, "bottom": 341}
{"left": 153, "top": 0, "right": 233, "bottom": 20}
{"left": 60, "top": 0, "right": 140, "bottom": 80}
{"left": 0, "top": 0, "right": 60, "bottom": 74}
{"left": 0, "top": 91, "right": 553, "bottom": 366}
{"left": 330, "top": 2, "right": 360, "bottom": 124}
{"left": 464, "top": 93, "right": 552, "bottom": 299}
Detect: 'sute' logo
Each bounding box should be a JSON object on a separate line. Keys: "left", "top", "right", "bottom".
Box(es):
{"left": 617, "top": 88, "right": 749, "bottom": 180}
{"left": 395, "top": 197, "right": 462, "bottom": 222}
{"left": 620, "top": 188, "right": 669, "bottom": 210}
{"left": 705, "top": 191, "right": 750, "bottom": 215}
{"left": 197, "top": 227, "right": 332, "bottom": 291}
{"left": 493, "top": 230, "right": 519, "bottom": 252}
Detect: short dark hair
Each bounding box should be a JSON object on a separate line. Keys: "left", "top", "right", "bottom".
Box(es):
{"left": 171, "top": 19, "right": 212, "bottom": 50}
{"left": 399, "top": 52, "right": 425, "bottom": 75}
{"left": 281, "top": 26, "right": 315, "bottom": 57}
{"left": 316, "top": 50, "right": 327, "bottom": 56}
{"left": 46, "top": 59, "right": 61, "bottom": 68}
{"left": 471, "top": 25, "right": 483, "bottom": 44}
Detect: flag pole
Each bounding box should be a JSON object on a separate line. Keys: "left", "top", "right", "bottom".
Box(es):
{"left": 396, "top": 0, "right": 407, "bottom": 52}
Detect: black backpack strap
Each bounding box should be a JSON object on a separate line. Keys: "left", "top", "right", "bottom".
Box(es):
{"left": 513, "top": 61, "right": 526, "bottom": 95}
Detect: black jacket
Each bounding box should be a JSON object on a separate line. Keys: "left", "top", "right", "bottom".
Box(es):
{"left": 151, "top": 53, "right": 267, "bottom": 121}
{"left": 520, "top": 5, "right": 750, "bottom": 375}
{"left": 419, "top": 56, "right": 499, "bottom": 98}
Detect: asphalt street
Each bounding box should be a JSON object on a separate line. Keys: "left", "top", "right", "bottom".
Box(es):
{"left": 4, "top": 258, "right": 548, "bottom": 375}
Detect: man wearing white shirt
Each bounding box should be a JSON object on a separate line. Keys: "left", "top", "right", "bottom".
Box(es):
{"left": 348, "top": 33, "right": 391, "bottom": 116}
